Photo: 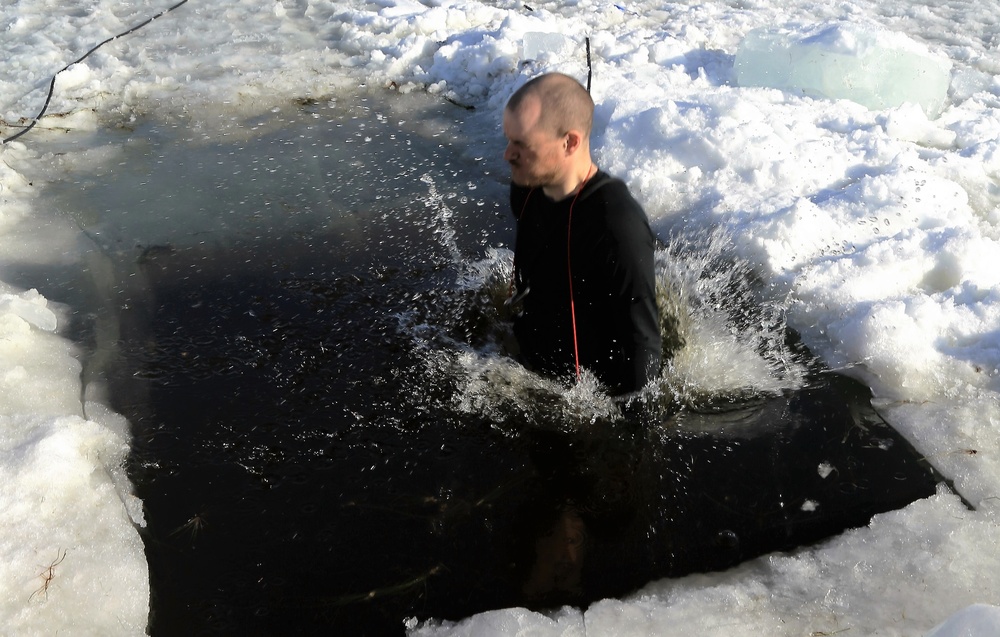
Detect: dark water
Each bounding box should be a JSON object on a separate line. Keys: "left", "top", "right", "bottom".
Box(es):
{"left": 23, "top": 91, "right": 944, "bottom": 636}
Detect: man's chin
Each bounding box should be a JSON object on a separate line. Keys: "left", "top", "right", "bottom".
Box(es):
{"left": 509, "top": 170, "right": 537, "bottom": 188}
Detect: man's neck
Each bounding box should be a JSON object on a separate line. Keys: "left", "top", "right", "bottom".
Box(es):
{"left": 542, "top": 160, "right": 597, "bottom": 201}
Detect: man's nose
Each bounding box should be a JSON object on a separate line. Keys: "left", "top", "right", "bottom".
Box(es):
{"left": 503, "top": 142, "right": 517, "bottom": 162}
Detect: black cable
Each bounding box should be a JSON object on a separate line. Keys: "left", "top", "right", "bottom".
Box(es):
{"left": 2, "top": 0, "right": 189, "bottom": 145}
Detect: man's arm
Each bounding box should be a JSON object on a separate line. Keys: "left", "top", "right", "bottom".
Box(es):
{"left": 602, "top": 185, "right": 662, "bottom": 392}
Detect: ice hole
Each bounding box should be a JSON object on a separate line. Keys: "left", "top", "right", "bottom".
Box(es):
{"left": 12, "top": 88, "right": 948, "bottom": 636}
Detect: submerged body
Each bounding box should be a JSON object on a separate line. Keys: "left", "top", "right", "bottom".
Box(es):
{"left": 510, "top": 171, "right": 661, "bottom": 395}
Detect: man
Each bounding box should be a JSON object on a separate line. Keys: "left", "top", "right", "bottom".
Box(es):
{"left": 502, "top": 72, "right": 661, "bottom": 396}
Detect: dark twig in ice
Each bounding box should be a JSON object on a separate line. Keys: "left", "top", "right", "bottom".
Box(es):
{"left": 170, "top": 513, "right": 208, "bottom": 542}
{"left": 29, "top": 549, "right": 67, "bottom": 602}
{"left": 919, "top": 448, "right": 979, "bottom": 462}
{"left": 1, "top": 0, "right": 189, "bottom": 144}
{"left": 330, "top": 564, "right": 445, "bottom": 606}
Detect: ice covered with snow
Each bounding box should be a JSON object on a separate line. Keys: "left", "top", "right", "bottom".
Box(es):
{"left": 2, "top": 0, "right": 1000, "bottom": 635}
{"left": 0, "top": 280, "right": 147, "bottom": 632}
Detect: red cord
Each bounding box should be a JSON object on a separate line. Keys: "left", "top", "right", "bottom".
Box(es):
{"left": 509, "top": 165, "right": 594, "bottom": 384}
{"left": 566, "top": 165, "right": 595, "bottom": 383}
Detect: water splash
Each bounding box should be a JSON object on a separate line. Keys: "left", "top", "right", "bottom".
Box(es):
{"left": 655, "top": 228, "right": 810, "bottom": 409}
{"left": 418, "top": 173, "right": 466, "bottom": 272}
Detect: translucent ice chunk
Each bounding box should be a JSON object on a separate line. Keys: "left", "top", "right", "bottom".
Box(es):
{"left": 925, "top": 605, "right": 1000, "bottom": 637}
{"left": 0, "top": 290, "right": 57, "bottom": 332}
{"left": 735, "top": 22, "right": 952, "bottom": 117}
{"left": 522, "top": 31, "right": 572, "bottom": 61}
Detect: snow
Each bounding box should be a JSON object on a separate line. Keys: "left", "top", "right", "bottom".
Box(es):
{"left": 2, "top": 0, "right": 999, "bottom": 635}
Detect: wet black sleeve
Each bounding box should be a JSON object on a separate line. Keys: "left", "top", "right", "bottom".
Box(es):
{"left": 594, "top": 181, "right": 661, "bottom": 393}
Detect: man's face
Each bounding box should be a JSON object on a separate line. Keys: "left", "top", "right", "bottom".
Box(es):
{"left": 502, "top": 96, "right": 566, "bottom": 188}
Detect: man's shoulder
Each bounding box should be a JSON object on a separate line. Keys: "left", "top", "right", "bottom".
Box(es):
{"left": 584, "top": 172, "right": 648, "bottom": 221}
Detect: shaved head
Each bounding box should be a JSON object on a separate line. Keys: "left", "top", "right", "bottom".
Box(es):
{"left": 506, "top": 73, "right": 594, "bottom": 138}
{"left": 502, "top": 72, "right": 596, "bottom": 199}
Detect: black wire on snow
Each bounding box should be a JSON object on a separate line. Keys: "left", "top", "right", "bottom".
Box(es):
{"left": 1, "top": 0, "right": 189, "bottom": 145}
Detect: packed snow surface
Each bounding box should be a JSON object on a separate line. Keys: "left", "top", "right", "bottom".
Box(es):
{"left": 2, "top": 0, "right": 1000, "bottom": 635}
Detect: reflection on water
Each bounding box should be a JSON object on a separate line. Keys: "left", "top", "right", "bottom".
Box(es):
{"left": 23, "top": 90, "right": 945, "bottom": 635}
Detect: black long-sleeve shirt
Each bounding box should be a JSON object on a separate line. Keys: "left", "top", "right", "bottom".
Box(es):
{"left": 510, "top": 171, "right": 661, "bottom": 395}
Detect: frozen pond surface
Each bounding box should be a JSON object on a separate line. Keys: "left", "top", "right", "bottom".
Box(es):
{"left": 17, "top": 90, "right": 946, "bottom": 635}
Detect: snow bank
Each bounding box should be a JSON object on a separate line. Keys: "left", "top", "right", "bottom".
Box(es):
{"left": 0, "top": 282, "right": 147, "bottom": 634}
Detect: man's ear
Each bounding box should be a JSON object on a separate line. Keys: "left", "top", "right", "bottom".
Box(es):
{"left": 564, "top": 130, "right": 583, "bottom": 156}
